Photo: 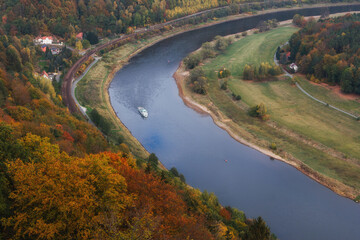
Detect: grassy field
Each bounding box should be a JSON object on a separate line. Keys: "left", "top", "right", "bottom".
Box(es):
{"left": 76, "top": 42, "right": 152, "bottom": 160}
{"left": 199, "top": 26, "right": 360, "bottom": 194}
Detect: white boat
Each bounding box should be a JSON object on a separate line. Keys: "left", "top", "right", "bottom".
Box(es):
{"left": 137, "top": 107, "right": 148, "bottom": 118}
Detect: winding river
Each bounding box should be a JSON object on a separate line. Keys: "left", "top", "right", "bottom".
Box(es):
{"left": 109, "top": 5, "right": 360, "bottom": 240}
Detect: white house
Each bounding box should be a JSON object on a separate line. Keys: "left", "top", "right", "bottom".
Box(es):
{"left": 289, "top": 63, "right": 299, "bottom": 72}
{"left": 35, "top": 36, "right": 54, "bottom": 45}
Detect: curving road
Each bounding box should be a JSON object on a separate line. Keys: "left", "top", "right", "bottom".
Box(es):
{"left": 61, "top": 0, "right": 291, "bottom": 115}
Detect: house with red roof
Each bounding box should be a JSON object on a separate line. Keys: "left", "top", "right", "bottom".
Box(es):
{"left": 76, "top": 32, "right": 83, "bottom": 40}
{"left": 35, "top": 36, "right": 54, "bottom": 45}
{"left": 41, "top": 71, "right": 50, "bottom": 80}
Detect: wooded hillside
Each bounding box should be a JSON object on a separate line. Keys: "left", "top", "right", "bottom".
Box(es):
{"left": 289, "top": 13, "right": 360, "bottom": 94}
{"left": 0, "top": 1, "right": 278, "bottom": 239}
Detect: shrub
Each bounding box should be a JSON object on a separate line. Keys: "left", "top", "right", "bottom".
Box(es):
{"left": 241, "top": 31, "right": 248, "bottom": 37}
{"left": 248, "top": 103, "right": 269, "bottom": 121}
{"left": 270, "top": 142, "right": 277, "bottom": 150}
{"left": 232, "top": 93, "right": 241, "bottom": 101}
{"left": 215, "top": 36, "right": 232, "bottom": 52}
{"left": 189, "top": 68, "right": 207, "bottom": 95}
{"left": 218, "top": 67, "right": 231, "bottom": 78}
{"left": 184, "top": 53, "right": 202, "bottom": 69}
{"left": 220, "top": 81, "right": 228, "bottom": 90}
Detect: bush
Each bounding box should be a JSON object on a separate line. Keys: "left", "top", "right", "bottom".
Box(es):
{"left": 232, "top": 93, "right": 241, "bottom": 101}
{"left": 184, "top": 53, "right": 202, "bottom": 69}
{"left": 215, "top": 36, "right": 232, "bottom": 52}
{"left": 189, "top": 68, "right": 207, "bottom": 94}
{"left": 241, "top": 31, "right": 248, "bottom": 37}
{"left": 220, "top": 81, "right": 228, "bottom": 90}
{"left": 248, "top": 103, "right": 269, "bottom": 121}
{"left": 218, "top": 67, "right": 231, "bottom": 78}
{"left": 270, "top": 142, "right": 277, "bottom": 150}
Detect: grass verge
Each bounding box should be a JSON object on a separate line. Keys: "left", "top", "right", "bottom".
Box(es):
{"left": 178, "top": 25, "right": 360, "bottom": 198}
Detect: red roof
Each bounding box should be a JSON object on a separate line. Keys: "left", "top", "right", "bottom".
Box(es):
{"left": 286, "top": 52, "right": 291, "bottom": 57}
{"left": 76, "top": 32, "right": 83, "bottom": 39}
{"left": 42, "top": 71, "right": 49, "bottom": 78}
{"left": 41, "top": 46, "right": 46, "bottom": 52}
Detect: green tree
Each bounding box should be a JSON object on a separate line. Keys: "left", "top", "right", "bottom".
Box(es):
{"left": 6, "top": 45, "right": 22, "bottom": 71}
{"left": 85, "top": 32, "right": 99, "bottom": 45}
{"left": 82, "top": 39, "right": 91, "bottom": 49}
{"left": 245, "top": 217, "right": 270, "bottom": 240}
{"left": 75, "top": 40, "right": 83, "bottom": 50}
{"left": 340, "top": 67, "right": 354, "bottom": 93}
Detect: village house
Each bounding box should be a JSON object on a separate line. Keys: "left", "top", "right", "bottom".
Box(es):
{"left": 51, "top": 47, "right": 60, "bottom": 55}
{"left": 76, "top": 32, "right": 83, "bottom": 40}
{"left": 35, "top": 36, "right": 54, "bottom": 45}
{"left": 289, "top": 63, "right": 299, "bottom": 72}
{"left": 41, "top": 71, "right": 51, "bottom": 80}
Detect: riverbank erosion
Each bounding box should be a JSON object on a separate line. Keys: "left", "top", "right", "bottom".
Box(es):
{"left": 173, "top": 20, "right": 360, "bottom": 200}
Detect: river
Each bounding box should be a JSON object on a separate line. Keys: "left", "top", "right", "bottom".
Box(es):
{"left": 109, "top": 5, "right": 360, "bottom": 240}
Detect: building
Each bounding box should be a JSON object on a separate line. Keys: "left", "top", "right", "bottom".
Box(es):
{"left": 289, "top": 63, "right": 299, "bottom": 72}
{"left": 41, "top": 45, "right": 47, "bottom": 53}
{"left": 41, "top": 71, "right": 51, "bottom": 80}
{"left": 51, "top": 47, "right": 60, "bottom": 55}
{"left": 76, "top": 32, "right": 83, "bottom": 40}
{"left": 35, "top": 36, "right": 54, "bottom": 45}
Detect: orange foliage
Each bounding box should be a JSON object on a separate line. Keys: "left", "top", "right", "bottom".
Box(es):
{"left": 220, "top": 207, "right": 232, "bottom": 221}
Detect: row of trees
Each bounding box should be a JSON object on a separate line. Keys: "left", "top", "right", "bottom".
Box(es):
{"left": 243, "top": 62, "right": 282, "bottom": 80}
{"left": 0, "top": 0, "right": 308, "bottom": 39}
{"left": 184, "top": 36, "right": 233, "bottom": 69}
{"left": 289, "top": 13, "right": 360, "bottom": 94}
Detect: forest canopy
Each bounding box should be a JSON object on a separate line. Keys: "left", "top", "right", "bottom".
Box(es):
{"left": 289, "top": 13, "right": 360, "bottom": 94}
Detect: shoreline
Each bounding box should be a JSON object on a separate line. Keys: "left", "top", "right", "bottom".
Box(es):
{"left": 78, "top": 3, "right": 360, "bottom": 198}
{"left": 172, "top": 15, "right": 359, "bottom": 200}
{"left": 173, "top": 62, "right": 356, "bottom": 200}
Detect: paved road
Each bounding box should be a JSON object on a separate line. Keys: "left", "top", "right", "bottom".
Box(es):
{"left": 274, "top": 46, "right": 359, "bottom": 120}
{"left": 71, "top": 56, "right": 101, "bottom": 122}
{"left": 62, "top": 1, "right": 288, "bottom": 115}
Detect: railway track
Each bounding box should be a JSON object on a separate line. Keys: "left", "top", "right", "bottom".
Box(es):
{"left": 61, "top": 1, "right": 289, "bottom": 115}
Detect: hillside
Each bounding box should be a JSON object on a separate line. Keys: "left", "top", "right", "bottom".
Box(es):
{"left": 0, "top": 0, "right": 262, "bottom": 37}
{"left": 0, "top": 1, "right": 278, "bottom": 239}
{"left": 289, "top": 13, "right": 360, "bottom": 94}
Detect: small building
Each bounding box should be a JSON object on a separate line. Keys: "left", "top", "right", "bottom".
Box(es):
{"left": 41, "top": 45, "right": 47, "bottom": 53}
{"left": 35, "top": 36, "right": 54, "bottom": 45}
{"left": 76, "top": 32, "right": 83, "bottom": 40}
{"left": 51, "top": 47, "right": 60, "bottom": 55}
{"left": 289, "top": 63, "right": 299, "bottom": 72}
{"left": 286, "top": 52, "right": 291, "bottom": 59}
{"left": 41, "top": 71, "right": 50, "bottom": 80}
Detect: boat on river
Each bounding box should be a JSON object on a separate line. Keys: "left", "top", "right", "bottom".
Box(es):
{"left": 138, "top": 107, "right": 148, "bottom": 118}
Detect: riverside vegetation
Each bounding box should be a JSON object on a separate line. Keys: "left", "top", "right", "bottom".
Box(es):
{"left": 0, "top": 1, "right": 292, "bottom": 239}
{"left": 178, "top": 20, "right": 360, "bottom": 199}
{"left": 0, "top": 19, "right": 277, "bottom": 240}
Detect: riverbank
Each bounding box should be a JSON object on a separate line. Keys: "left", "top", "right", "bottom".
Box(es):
{"left": 173, "top": 19, "right": 360, "bottom": 200}
{"left": 75, "top": 3, "right": 360, "bottom": 176}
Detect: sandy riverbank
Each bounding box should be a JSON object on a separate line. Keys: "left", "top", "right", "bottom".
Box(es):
{"left": 87, "top": 3, "right": 360, "bottom": 195}
{"left": 172, "top": 16, "right": 359, "bottom": 200}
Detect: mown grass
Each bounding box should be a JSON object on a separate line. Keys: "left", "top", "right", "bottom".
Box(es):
{"left": 76, "top": 42, "right": 151, "bottom": 159}
{"left": 201, "top": 26, "right": 360, "bottom": 191}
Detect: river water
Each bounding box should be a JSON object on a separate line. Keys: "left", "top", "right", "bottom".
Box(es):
{"left": 109, "top": 5, "right": 360, "bottom": 240}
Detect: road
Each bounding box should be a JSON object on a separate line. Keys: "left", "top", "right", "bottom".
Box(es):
{"left": 274, "top": 45, "right": 359, "bottom": 120}
{"left": 62, "top": 1, "right": 287, "bottom": 115}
